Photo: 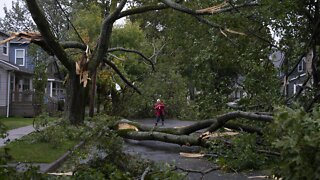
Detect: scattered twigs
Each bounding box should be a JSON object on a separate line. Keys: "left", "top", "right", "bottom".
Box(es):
{"left": 172, "top": 165, "right": 220, "bottom": 178}
{"left": 224, "top": 122, "right": 263, "bottom": 135}
{"left": 257, "top": 150, "right": 280, "bottom": 156}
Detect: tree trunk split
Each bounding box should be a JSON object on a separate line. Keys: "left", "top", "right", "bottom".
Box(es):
{"left": 65, "top": 71, "right": 86, "bottom": 125}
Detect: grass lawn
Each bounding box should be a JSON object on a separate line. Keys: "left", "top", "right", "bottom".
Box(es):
{"left": 0, "top": 116, "right": 58, "bottom": 130}
{"left": 1, "top": 133, "right": 78, "bottom": 163}
{"left": 0, "top": 117, "right": 34, "bottom": 130}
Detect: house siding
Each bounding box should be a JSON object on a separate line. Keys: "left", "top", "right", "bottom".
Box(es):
{"left": 10, "top": 104, "right": 35, "bottom": 117}
{"left": 0, "top": 35, "right": 9, "bottom": 62}
{"left": 0, "top": 67, "right": 8, "bottom": 107}
{"left": 0, "top": 106, "right": 6, "bottom": 116}
{"left": 0, "top": 67, "right": 8, "bottom": 116}
{"left": 9, "top": 43, "right": 34, "bottom": 71}
{"left": 287, "top": 59, "right": 308, "bottom": 96}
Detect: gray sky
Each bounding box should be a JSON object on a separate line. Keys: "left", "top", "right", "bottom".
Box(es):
{"left": 0, "top": 0, "right": 126, "bottom": 26}
{"left": 0, "top": 0, "right": 15, "bottom": 18}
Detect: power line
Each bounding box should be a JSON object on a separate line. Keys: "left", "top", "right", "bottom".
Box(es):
{"left": 54, "top": 0, "right": 86, "bottom": 45}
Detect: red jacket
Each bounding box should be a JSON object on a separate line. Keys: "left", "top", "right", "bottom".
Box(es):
{"left": 154, "top": 102, "right": 165, "bottom": 116}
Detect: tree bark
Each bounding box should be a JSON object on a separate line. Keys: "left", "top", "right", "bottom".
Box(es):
{"left": 120, "top": 131, "right": 210, "bottom": 147}
{"left": 115, "top": 111, "right": 272, "bottom": 147}
{"left": 65, "top": 71, "right": 86, "bottom": 125}
{"left": 116, "top": 111, "right": 272, "bottom": 135}
{"left": 89, "top": 71, "right": 97, "bottom": 117}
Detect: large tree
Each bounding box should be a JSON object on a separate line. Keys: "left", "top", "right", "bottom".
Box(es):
{"left": 22, "top": 0, "right": 262, "bottom": 124}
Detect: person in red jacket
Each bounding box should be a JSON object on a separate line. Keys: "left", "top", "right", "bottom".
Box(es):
{"left": 154, "top": 99, "right": 165, "bottom": 126}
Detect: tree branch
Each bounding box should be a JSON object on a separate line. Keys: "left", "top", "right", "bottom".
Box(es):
{"left": 25, "top": 0, "right": 73, "bottom": 71}
{"left": 160, "top": 0, "right": 258, "bottom": 15}
{"left": 118, "top": 4, "right": 169, "bottom": 19}
{"left": 207, "top": 111, "right": 273, "bottom": 132}
{"left": 224, "top": 122, "right": 263, "bottom": 135}
{"left": 60, "top": 41, "right": 87, "bottom": 50}
{"left": 120, "top": 131, "right": 210, "bottom": 147}
{"left": 115, "top": 119, "right": 216, "bottom": 135}
{"left": 108, "top": 47, "right": 155, "bottom": 71}
{"left": 116, "top": 111, "right": 272, "bottom": 136}
{"left": 103, "top": 59, "right": 142, "bottom": 94}
{"left": 109, "top": 0, "right": 128, "bottom": 22}
{"left": 91, "top": 0, "right": 128, "bottom": 71}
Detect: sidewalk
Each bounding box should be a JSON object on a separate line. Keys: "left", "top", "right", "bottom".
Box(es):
{"left": 0, "top": 124, "right": 84, "bottom": 173}
{"left": 0, "top": 125, "right": 37, "bottom": 147}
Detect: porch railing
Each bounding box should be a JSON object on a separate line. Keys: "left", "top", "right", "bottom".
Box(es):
{"left": 10, "top": 90, "right": 34, "bottom": 103}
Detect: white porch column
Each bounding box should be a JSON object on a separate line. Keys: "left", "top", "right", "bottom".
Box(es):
{"left": 6, "top": 72, "right": 11, "bottom": 118}
{"left": 50, "top": 81, "right": 53, "bottom": 97}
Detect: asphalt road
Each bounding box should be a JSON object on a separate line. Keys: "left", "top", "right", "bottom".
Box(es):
{"left": 123, "top": 118, "right": 268, "bottom": 180}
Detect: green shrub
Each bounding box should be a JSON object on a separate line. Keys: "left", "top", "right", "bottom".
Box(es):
{"left": 215, "top": 134, "right": 268, "bottom": 171}
{"left": 146, "top": 163, "right": 185, "bottom": 180}
{"left": 270, "top": 107, "right": 320, "bottom": 180}
{"left": 33, "top": 113, "right": 50, "bottom": 131}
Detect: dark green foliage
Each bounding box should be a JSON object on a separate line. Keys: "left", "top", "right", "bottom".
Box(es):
{"left": 68, "top": 114, "right": 184, "bottom": 179}
{"left": 0, "top": 166, "right": 53, "bottom": 180}
{"left": 269, "top": 107, "right": 320, "bottom": 179}
{"left": 212, "top": 134, "right": 275, "bottom": 171}
{"left": 30, "top": 45, "right": 49, "bottom": 114}
{"left": 0, "top": 122, "right": 7, "bottom": 139}
{"left": 120, "top": 62, "right": 190, "bottom": 118}
{"left": 33, "top": 113, "right": 50, "bottom": 131}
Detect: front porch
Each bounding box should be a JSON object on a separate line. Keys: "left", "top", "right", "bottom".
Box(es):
{"left": 10, "top": 91, "right": 35, "bottom": 117}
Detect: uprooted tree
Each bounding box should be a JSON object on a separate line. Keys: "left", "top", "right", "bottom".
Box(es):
{"left": 18, "top": 0, "right": 260, "bottom": 125}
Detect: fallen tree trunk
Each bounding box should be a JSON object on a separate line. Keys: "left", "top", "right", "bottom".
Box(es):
{"left": 116, "top": 111, "right": 272, "bottom": 135}
{"left": 120, "top": 130, "right": 211, "bottom": 147}
{"left": 114, "top": 111, "right": 273, "bottom": 147}
{"left": 207, "top": 111, "right": 273, "bottom": 132}
{"left": 115, "top": 119, "right": 216, "bottom": 135}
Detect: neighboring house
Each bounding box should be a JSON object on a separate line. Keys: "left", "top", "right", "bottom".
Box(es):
{"left": 227, "top": 51, "right": 307, "bottom": 108}
{"left": 0, "top": 31, "right": 65, "bottom": 117}
{"left": 0, "top": 31, "right": 34, "bottom": 117}
{"left": 45, "top": 58, "right": 65, "bottom": 101}
{"left": 228, "top": 75, "right": 246, "bottom": 101}
{"left": 270, "top": 51, "right": 309, "bottom": 97}
{"left": 287, "top": 58, "right": 307, "bottom": 96}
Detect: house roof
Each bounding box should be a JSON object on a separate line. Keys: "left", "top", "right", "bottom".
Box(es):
{"left": 0, "top": 30, "right": 30, "bottom": 44}
{"left": 269, "top": 51, "right": 285, "bottom": 68}
{"left": 0, "top": 31, "right": 10, "bottom": 37}
{"left": 0, "top": 60, "right": 33, "bottom": 74}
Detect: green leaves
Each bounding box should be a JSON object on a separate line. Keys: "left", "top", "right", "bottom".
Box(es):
{"left": 270, "top": 106, "right": 320, "bottom": 179}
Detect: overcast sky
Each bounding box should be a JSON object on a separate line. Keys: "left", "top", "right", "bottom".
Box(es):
{"left": 0, "top": 0, "right": 15, "bottom": 18}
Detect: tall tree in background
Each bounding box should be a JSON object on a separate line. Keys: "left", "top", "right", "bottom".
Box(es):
{"left": 129, "top": 1, "right": 282, "bottom": 116}
{"left": 261, "top": 0, "right": 320, "bottom": 110}
{"left": 21, "top": 0, "right": 264, "bottom": 124}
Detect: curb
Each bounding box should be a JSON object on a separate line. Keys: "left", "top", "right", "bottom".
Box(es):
{"left": 43, "top": 141, "right": 85, "bottom": 173}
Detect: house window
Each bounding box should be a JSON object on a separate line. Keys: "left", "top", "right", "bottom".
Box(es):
{"left": 3, "top": 42, "right": 8, "bottom": 56}
{"left": 293, "top": 84, "right": 303, "bottom": 94}
{"left": 15, "top": 49, "right": 25, "bottom": 66}
{"left": 298, "top": 58, "right": 305, "bottom": 72}
{"left": 23, "top": 78, "right": 30, "bottom": 91}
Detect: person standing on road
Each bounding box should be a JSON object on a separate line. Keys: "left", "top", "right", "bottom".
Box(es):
{"left": 154, "top": 99, "right": 165, "bottom": 126}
